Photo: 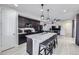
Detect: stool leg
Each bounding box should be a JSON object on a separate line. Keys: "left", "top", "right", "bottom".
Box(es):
{"left": 51, "top": 45, "right": 53, "bottom": 55}
{"left": 56, "top": 37, "right": 58, "bottom": 44}
{"left": 50, "top": 49, "right": 53, "bottom": 55}
{"left": 54, "top": 40, "right": 56, "bottom": 48}
{"left": 44, "top": 48, "right": 46, "bottom": 55}
{"left": 50, "top": 44, "right": 53, "bottom": 55}
{"left": 38, "top": 45, "right": 41, "bottom": 55}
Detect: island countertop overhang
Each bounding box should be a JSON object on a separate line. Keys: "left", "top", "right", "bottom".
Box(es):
{"left": 26, "top": 32, "right": 57, "bottom": 43}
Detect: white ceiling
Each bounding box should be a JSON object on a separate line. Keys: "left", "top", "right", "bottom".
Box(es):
{"left": 0, "top": 4, "right": 79, "bottom": 21}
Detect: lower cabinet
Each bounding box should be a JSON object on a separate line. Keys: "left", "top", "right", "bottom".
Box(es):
{"left": 18, "top": 34, "right": 27, "bottom": 45}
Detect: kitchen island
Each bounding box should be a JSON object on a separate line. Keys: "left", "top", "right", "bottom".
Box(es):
{"left": 26, "top": 32, "right": 57, "bottom": 55}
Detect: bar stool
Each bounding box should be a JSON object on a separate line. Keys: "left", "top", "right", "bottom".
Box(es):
{"left": 53, "top": 35, "right": 58, "bottom": 49}
{"left": 38, "top": 39, "right": 54, "bottom": 55}
{"left": 55, "top": 35, "right": 58, "bottom": 44}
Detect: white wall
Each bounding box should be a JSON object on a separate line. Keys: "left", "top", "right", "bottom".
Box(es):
{"left": 59, "top": 20, "right": 72, "bottom": 37}
{"left": 74, "top": 16, "right": 76, "bottom": 39}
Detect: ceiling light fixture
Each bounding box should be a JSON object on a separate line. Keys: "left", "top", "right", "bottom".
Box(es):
{"left": 14, "top": 4, "right": 18, "bottom": 7}
{"left": 47, "top": 9, "right": 50, "bottom": 20}
{"left": 64, "top": 10, "right": 67, "bottom": 12}
{"left": 41, "top": 4, "right": 44, "bottom": 20}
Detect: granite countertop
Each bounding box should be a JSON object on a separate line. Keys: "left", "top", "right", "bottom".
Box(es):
{"left": 26, "top": 32, "right": 57, "bottom": 43}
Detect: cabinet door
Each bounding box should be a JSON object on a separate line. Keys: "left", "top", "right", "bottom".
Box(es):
{"left": 2, "top": 8, "right": 18, "bottom": 51}
{"left": 0, "top": 8, "right": 2, "bottom": 52}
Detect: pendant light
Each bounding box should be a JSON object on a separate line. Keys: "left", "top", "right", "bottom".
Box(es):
{"left": 41, "top": 4, "right": 44, "bottom": 20}
{"left": 47, "top": 9, "right": 50, "bottom": 20}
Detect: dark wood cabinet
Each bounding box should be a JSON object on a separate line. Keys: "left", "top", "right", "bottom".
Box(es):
{"left": 76, "top": 14, "right": 79, "bottom": 45}
{"left": 18, "top": 15, "right": 43, "bottom": 44}
{"left": 18, "top": 34, "right": 26, "bottom": 45}
{"left": 18, "top": 15, "right": 40, "bottom": 31}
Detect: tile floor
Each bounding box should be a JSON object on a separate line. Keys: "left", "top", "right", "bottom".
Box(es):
{"left": 0, "top": 36, "right": 79, "bottom": 55}
{"left": 53, "top": 36, "right": 79, "bottom": 55}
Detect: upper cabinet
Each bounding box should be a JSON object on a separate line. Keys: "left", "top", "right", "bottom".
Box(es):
{"left": 18, "top": 15, "right": 40, "bottom": 31}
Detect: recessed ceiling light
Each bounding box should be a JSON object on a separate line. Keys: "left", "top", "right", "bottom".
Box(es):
{"left": 14, "top": 4, "right": 18, "bottom": 7}
{"left": 40, "top": 9, "right": 43, "bottom": 11}
{"left": 64, "top": 10, "right": 67, "bottom": 12}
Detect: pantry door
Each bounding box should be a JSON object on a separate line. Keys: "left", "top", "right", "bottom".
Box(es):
{"left": 2, "top": 8, "right": 18, "bottom": 51}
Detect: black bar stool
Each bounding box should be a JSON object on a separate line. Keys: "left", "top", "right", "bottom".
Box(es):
{"left": 38, "top": 39, "right": 54, "bottom": 55}
{"left": 53, "top": 35, "right": 58, "bottom": 49}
